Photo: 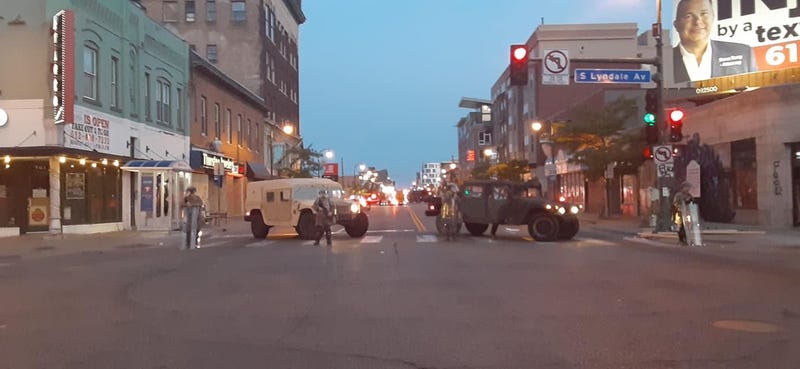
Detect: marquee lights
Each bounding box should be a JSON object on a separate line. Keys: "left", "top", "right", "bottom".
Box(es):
{"left": 51, "top": 10, "right": 74, "bottom": 124}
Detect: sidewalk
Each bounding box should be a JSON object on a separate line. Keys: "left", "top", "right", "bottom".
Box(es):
{"left": 578, "top": 212, "right": 800, "bottom": 249}
{"left": 0, "top": 219, "right": 248, "bottom": 261}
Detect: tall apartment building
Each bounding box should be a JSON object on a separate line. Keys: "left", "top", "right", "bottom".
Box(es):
{"left": 139, "top": 0, "right": 305, "bottom": 167}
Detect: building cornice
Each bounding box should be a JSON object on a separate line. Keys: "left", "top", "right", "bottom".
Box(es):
{"left": 282, "top": 0, "right": 306, "bottom": 25}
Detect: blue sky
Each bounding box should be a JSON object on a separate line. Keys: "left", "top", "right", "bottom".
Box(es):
{"left": 299, "top": 0, "right": 669, "bottom": 187}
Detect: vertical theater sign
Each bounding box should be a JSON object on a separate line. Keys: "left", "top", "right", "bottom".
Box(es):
{"left": 51, "top": 10, "right": 74, "bottom": 125}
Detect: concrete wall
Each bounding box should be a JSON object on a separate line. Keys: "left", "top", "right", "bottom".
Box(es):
{"left": 0, "top": 1, "right": 49, "bottom": 100}
{"left": 685, "top": 84, "right": 800, "bottom": 227}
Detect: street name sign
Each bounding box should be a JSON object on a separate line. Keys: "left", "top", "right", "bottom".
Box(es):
{"left": 575, "top": 69, "right": 652, "bottom": 84}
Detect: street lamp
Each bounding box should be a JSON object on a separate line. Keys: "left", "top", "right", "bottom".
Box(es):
{"left": 531, "top": 121, "right": 543, "bottom": 132}
{"left": 282, "top": 124, "right": 294, "bottom": 135}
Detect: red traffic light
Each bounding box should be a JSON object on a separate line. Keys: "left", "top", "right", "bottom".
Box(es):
{"left": 512, "top": 46, "right": 528, "bottom": 62}
{"left": 669, "top": 109, "right": 685, "bottom": 122}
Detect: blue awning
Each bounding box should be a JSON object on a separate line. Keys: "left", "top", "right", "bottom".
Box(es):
{"left": 121, "top": 160, "right": 193, "bottom": 172}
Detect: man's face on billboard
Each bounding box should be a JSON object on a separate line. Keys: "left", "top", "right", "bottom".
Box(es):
{"left": 674, "top": 0, "right": 714, "bottom": 48}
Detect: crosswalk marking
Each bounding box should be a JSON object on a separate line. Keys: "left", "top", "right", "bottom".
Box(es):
{"left": 360, "top": 235, "right": 383, "bottom": 244}
{"left": 416, "top": 235, "right": 438, "bottom": 243}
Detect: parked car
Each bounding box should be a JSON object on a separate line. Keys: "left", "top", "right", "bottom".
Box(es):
{"left": 425, "top": 180, "right": 580, "bottom": 241}
{"left": 244, "top": 178, "right": 369, "bottom": 239}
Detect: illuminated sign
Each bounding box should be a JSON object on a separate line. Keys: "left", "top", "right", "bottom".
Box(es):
{"left": 51, "top": 10, "right": 74, "bottom": 124}
{"left": 466, "top": 150, "right": 476, "bottom": 162}
{"left": 670, "top": 0, "right": 800, "bottom": 84}
{"left": 201, "top": 152, "right": 235, "bottom": 172}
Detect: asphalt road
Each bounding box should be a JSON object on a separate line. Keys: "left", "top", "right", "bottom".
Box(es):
{"left": 0, "top": 204, "right": 799, "bottom": 369}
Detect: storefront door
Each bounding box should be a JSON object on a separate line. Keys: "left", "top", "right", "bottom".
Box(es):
{"left": 1, "top": 161, "right": 50, "bottom": 234}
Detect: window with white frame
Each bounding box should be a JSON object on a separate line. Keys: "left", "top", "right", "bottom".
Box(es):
{"left": 226, "top": 108, "right": 232, "bottom": 143}
{"left": 128, "top": 50, "right": 138, "bottom": 113}
{"left": 214, "top": 103, "right": 220, "bottom": 138}
{"left": 265, "top": 51, "right": 274, "bottom": 83}
{"left": 237, "top": 114, "right": 243, "bottom": 146}
{"left": 200, "top": 96, "right": 207, "bottom": 135}
{"left": 110, "top": 56, "right": 119, "bottom": 108}
{"left": 231, "top": 1, "right": 246, "bottom": 22}
{"left": 206, "top": 0, "right": 216, "bottom": 22}
{"left": 206, "top": 44, "right": 218, "bottom": 63}
{"left": 185, "top": 1, "right": 196, "bottom": 22}
{"left": 83, "top": 44, "right": 98, "bottom": 100}
{"left": 176, "top": 88, "right": 183, "bottom": 129}
{"left": 144, "top": 72, "right": 151, "bottom": 119}
{"left": 156, "top": 79, "right": 171, "bottom": 125}
{"left": 162, "top": 1, "right": 178, "bottom": 22}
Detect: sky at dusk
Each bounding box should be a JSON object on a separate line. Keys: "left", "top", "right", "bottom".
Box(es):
{"left": 299, "top": 0, "right": 672, "bottom": 188}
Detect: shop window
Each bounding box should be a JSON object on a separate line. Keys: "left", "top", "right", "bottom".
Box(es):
{"left": 732, "top": 138, "right": 758, "bottom": 209}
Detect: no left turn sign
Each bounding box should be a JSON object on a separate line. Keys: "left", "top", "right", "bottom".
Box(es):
{"left": 653, "top": 145, "right": 673, "bottom": 164}
{"left": 542, "top": 49, "right": 569, "bottom": 85}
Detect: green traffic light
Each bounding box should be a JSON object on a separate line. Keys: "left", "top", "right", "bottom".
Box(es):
{"left": 643, "top": 112, "right": 656, "bottom": 126}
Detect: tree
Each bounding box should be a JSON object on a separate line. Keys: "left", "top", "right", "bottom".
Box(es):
{"left": 553, "top": 97, "right": 644, "bottom": 180}
{"left": 673, "top": 133, "right": 736, "bottom": 222}
{"left": 487, "top": 159, "right": 530, "bottom": 182}
{"left": 471, "top": 161, "right": 492, "bottom": 180}
{"left": 276, "top": 145, "right": 322, "bottom": 178}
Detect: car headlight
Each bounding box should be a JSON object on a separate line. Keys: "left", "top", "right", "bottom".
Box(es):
{"left": 570, "top": 206, "right": 579, "bottom": 214}
{"left": 546, "top": 204, "right": 552, "bottom": 210}
{"left": 558, "top": 207, "right": 566, "bottom": 215}
{"left": 350, "top": 203, "right": 360, "bottom": 213}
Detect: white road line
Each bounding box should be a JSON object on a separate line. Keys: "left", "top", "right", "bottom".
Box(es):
{"left": 197, "top": 240, "right": 230, "bottom": 249}
{"left": 368, "top": 229, "right": 417, "bottom": 233}
{"left": 416, "top": 235, "right": 438, "bottom": 243}
{"left": 0, "top": 263, "right": 12, "bottom": 268}
{"left": 360, "top": 236, "right": 383, "bottom": 244}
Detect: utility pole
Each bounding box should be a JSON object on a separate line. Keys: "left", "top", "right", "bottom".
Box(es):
{"left": 654, "top": 0, "right": 673, "bottom": 232}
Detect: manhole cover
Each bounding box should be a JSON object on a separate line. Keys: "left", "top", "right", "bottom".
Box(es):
{"left": 712, "top": 320, "right": 781, "bottom": 333}
{"left": 35, "top": 246, "right": 56, "bottom": 251}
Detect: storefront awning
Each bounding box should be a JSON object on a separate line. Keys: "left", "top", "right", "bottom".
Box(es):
{"left": 247, "top": 161, "right": 272, "bottom": 180}
{"left": 121, "top": 160, "right": 193, "bottom": 172}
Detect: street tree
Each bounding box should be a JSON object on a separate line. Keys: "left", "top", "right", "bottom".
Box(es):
{"left": 487, "top": 159, "right": 530, "bottom": 182}
{"left": 471, "top": 162, "right": 492, "bottom": 180}
{"left": 553, "top": 97, "right": 644, "bottom": 180}
{"left": 277, "top": 145, "right": 322, "bottom": 178}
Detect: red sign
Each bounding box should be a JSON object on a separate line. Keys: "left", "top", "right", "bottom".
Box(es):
{"left": 466, "top": 150, "right": 476, "bottom": 162}
{"left": 323, "top": 163, "right": 338, "bottom": 176}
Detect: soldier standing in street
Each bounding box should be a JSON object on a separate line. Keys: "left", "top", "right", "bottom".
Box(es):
{"left": 673, "top": 182, "right": 694, "bottom": 245}
{"left": 182, "top": 186, "right": 204, "bottom": 250}
{"left": 313, "top": 190, "right": 335, "bottom": 246}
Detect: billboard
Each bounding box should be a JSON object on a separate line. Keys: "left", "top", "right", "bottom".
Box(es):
{"left": 670, "top": 0, "right": 800, "bottom": 83}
